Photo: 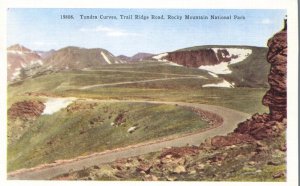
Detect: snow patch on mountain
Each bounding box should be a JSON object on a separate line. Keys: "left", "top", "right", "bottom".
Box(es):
{"left": 168, "top": 62, "right": 183, "bottom": 66}
{"left": 42, "top": 97, "right": 77, "bottom": 115}
{"left": 199, "top": 48, "right": 252, "bottom": 74}
{"left": 202, "top": 79, "right": 234, "bottom": 88}
{"left": 7, "top": 50, "right": 24, "bottom": 55}
{"left": 153, "top": 53, "right": 183, "bottom": 66}
{"left": 12, "top": 68, "right": 21, "bottom": 79}
{"left": 152, "top": 53, "right": 168, "bottom": 61}
{"left": 199, "top": 62, "right": 232, "bottom": 74}
{"left": 101, "top": 51, "right": 112, "bottom": 64}
{"left": 208, "top": 72, "right": 219, "bottom": 78}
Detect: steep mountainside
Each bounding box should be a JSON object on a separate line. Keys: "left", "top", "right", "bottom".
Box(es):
{"left": 44, "top": 46, "right": 123, "bottom": 70}
{"left": 7, "top": 44, "right": 43, "bottom": 81}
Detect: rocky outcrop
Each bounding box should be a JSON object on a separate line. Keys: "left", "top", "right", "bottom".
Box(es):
{"left": 162, "top": 48, "right": 241, "bottom": 68}
{"left": 210, "top": 20, "right": 287, "bottom": 144}
{"left": 210, "top": 133, "right": 255, "bottom": 148}
{"left": 160, "top": 146, "right": 200, "bottom": 158}
{"left": 234, "top": 114, "right": 286, "bottom": 140}
{"left": 55, "top": 132, "right": 286, "bottom": 181}
{"left": 8, "top": 100, "right": 45, "bottom": 120}
{"left": 262, "top": 21, "right": 287, "bottom": 121}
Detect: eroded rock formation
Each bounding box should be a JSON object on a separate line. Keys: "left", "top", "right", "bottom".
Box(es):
{"left": 164, "top": 49, "right": 219, "bottom": 67}
{"left": 262, "top": 20, "right": 287, "bottom": 121}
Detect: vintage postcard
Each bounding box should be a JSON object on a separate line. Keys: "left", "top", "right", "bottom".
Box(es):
{"left": 1, "top": 0, "right": 298, "bottom": 186}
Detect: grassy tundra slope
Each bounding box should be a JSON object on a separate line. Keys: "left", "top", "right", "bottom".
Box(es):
{"left": 8, "top": 101, "right": 210, "bottom": 171}
{"left": 8, "top": 62, "right": 268, "bottom": 113}
{"left": 8, "top": 61, "right": 268, "bottom": 172}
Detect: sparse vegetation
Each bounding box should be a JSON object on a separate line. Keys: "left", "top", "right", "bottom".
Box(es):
{"left": 53, "top": 131, "right": 286, "bottom": 181}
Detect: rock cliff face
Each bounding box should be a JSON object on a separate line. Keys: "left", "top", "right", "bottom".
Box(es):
{"left": 262, "top": 22, "right": 287, "bottom": 121}
{"left": 164, "top": 49, "right": 219, "bottom": 67}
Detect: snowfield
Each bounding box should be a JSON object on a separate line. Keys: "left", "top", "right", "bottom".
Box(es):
{"left": 199, "top": 62, "right": 232, "bottom": 74}
{"left": 208, "top": 72, "right": 219, "bottom": 78}
{"left": 202, "top": 79, "right": 234, "bottom": 88}
{"left": 199, "top": 48, "right": 252, "bottom": 75}
{"left": 42, "top": 97, "right": 77, "bottom": 115}
{"left": 12, "top": 68, "right": 21, "bottom": 79}
{"left": 101, "top": 51, "right": 112, "bottom": 64}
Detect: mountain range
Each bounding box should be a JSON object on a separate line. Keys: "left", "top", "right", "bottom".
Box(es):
{"left": 7, "top": 44, "right": 269, "bottom": 87}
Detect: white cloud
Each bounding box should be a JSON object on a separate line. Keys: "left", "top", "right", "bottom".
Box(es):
{"left": 261, "top": 18, "right": 272, "bottom": 25}
{"left": 79, "top": 26, "right": 138, "bottom": 37}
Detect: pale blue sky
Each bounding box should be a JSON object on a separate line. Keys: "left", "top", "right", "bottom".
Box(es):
{"left": 7, "top": 9, "right": 286, "bottom": 56}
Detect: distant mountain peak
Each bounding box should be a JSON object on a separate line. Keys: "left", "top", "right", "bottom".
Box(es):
{"left": 44, "top": 46, "right": 122, "bottom": 70}
{"left": 7, "top": 44, "right": 32, "bottom": 52}
{"left": 117, "top": 52, "right": 155, "bottom": 62}
{"left": 7, "top": 44, "right": 43, "bottom": 81}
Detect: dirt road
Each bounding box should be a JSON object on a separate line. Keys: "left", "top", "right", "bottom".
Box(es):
{"left": 8, "top": 100, "right": 250, "bottom": 180}
{"left": 79, "top": 76, "right": 205, "bottom": 90}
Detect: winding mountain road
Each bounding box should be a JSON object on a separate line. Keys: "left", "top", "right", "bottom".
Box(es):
{"left": 8, "top": 100, "right": 250, "bottom": 180}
